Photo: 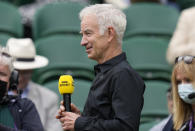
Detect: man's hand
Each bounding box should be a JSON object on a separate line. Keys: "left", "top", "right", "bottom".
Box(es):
{"left": 70, "top": 102, "right": 81, "bottom": 115}
{"left": 60, "top": 111, "right": 80, "bottom": 130}
{"left": 56, "top": 101, "right": 81, "bottom": 130}
{"left": 56, "top": 101, "right": 81, "bottom": 119}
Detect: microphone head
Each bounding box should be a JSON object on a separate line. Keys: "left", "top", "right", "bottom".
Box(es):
{"left": 188, "top": 92, "right": 195, "bottom": 99}
{"left": 58, "top": 75, "right": 74, "bottom": 94}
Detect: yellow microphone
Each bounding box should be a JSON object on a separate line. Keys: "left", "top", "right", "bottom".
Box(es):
{"left": 58, "top": 75, "right": 74, "bottom": 111}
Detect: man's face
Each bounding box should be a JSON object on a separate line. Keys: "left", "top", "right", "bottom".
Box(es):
{"left": 0, "top": 64, "right": 11, "bottom": 89}
{"left": 17, "top": 70, "right": 32, "bottom": 89}
{"left": 80, "top": 14, "right": 109, "bottom": 63}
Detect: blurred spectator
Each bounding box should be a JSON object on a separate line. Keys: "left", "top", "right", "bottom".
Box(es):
{"left": 163, "top": 55, "right": 195, "bottom": 130}
{"left": 150, "top": 87, "right": 173, "bottom": 131}
{"left": 161, "top": 0, "right": 179, "bottom": 9}
{"left": 130, "top": 0, "right": 179, "bottom": 9}
{"left": 166, "top": 7, "right": 195, "bottom": 65}
{"left": 104, "top": 0, "right": 176, "bottom": 9}
{"left": 6, "top": 38, "right": 62, "bottom": 131}
{"left": 104, "top": 0, "right": 130, "bottom": 9}
{"left": 19, "top": 0, "right": 89, "bottom": 26}
{"left": 131, "top": 0, "right": 160, "bottom": 3}
{"left": 0, "top": 46, "right": 44, "bottom": 131}
{"left": 19, "top": 0, "right": 89, "bottom": 37}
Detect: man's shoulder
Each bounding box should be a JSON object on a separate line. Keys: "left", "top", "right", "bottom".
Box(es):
{"left": 114, "top": 60, "right": 140, "bottom": 76}
{"left": 113, "top": 59, "right": 130, "bottom": 70}
{"left": 112, "top": 60, "right": 144, "bottom": 83}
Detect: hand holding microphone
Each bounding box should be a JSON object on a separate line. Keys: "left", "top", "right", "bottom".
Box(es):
{"left": 57, "top": 75, "right": 80, "bottom": 131}
{"left": 58, "top": 75, "right": 74, "bottom": 111}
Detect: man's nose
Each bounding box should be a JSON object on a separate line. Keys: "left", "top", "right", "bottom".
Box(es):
{"left": 81, "top": 37, "right": 87, "bottom": 46}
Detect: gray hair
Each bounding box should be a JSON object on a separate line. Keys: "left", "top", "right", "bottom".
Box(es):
{"left": 79, "top": 4, "right": 126, "bottom": 44}
{"left": 0, "top": 46, "right": 14, "bottom": 72}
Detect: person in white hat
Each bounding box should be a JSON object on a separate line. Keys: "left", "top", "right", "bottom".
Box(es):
{"left": 6, "top": 38, "right": 62, "bottom": 131}
{"left": 0, "top": 46, "right": 44, "bottom": 131}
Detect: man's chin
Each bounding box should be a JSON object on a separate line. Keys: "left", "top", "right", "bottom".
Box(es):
{"left": 87, "top": 55, "right": 93, "bottom": 59}
{"left": 87, "top": 54, "right": 95, "bottom": 60}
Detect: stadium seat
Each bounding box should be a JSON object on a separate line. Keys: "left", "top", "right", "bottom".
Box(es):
{"left": 32, "top": 1, "right": 86, "bottom": 40}
{"left": 32, "top": 35, "right": 96, "bottom": 84}
{"left": 0, "top": 34, "right": 12, "bottom": 46}
{"left": 43, "top": 78, "right": 91, "bottom": 112}
{"left": 176, "top": 0, "right": 195, "bottom": 10}
{"left": 89, "top": 0, "right": 104, "bottom": 4}
{"left": 141, "top": 80, "right": 170, "bottom": 119}
{"left": 123, "top": 3, "right": 179, "bottom": 39}
{"left": 0, "top": 1, "right": 23, "bottom": 37}
{"left": 0, "top": 0, "right": 35, "bottom": 6}
{"left": 139, "top": 120, "right": 160, "bottom": 131}
{"left": 123, "top": 36, "right": 172, "bottom": 81}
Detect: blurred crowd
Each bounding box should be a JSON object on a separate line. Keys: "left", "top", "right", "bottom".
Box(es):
{"left": 1, "top": 0, "right": 195, "bottom": 131}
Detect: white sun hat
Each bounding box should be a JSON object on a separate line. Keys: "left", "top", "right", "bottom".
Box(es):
{"left": 6, "top": 38, "right": 49, "bottom": 70}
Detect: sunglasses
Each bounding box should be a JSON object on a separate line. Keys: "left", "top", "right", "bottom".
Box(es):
{"left": 175, "top": 56, "right": 195, "bottom": 64}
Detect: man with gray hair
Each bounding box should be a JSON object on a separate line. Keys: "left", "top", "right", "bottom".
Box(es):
{"left": 57, "top": 4, "right": 145, "bottom": 131}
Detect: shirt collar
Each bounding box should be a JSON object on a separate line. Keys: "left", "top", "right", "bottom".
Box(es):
{"left": 7, "top": 83, "right": 29, "bottom": 98}
{"left": 94, "top": 52, "right": 126, "bottom": 76}
{"left": 21, "top": 83, "right": 30, "bottom": 98}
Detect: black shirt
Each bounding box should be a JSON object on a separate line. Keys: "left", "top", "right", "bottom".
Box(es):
{"left": 75, "top": 52, "right": 145, "bottom": 131}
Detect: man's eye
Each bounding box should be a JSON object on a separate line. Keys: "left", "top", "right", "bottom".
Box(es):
{"left": 85, "top": 31, "right": 92, "bottom": 36}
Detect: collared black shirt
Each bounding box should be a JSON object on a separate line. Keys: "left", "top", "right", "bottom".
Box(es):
{"left": 75, "top": 52, "right": 145, "bottom": 131}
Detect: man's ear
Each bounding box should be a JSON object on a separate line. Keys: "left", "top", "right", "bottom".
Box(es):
{"left": 107, "top": 26, "right": 115, "bottom": 42}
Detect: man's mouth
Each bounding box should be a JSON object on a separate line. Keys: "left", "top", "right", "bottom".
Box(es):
{"left": 86, "top": 46, "right": 92, "bottom": 53}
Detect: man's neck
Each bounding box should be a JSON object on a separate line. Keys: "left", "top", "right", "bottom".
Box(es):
{"left": 97, "top": 46, "right": 122, "bottom": 64}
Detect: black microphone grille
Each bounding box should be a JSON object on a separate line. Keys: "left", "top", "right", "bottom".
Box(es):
{"left": 188, "top": 93, "right": 195, "bottom": 99}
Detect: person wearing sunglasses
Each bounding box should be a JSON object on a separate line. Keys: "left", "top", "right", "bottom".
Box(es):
{"left": 163, "top": 55, "right": 195, "bottom": 131}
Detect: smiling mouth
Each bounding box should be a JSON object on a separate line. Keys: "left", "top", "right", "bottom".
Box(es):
{"left": 86, "top": 47, "right": 92, "bottom": 53}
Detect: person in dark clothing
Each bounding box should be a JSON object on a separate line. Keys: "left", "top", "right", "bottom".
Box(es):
{"left": 56, "top": 4, "right": 145, "bottom": 131}
{"left": 0, "top": 47, "right": 44, "bottom": 131}
{"left": 0, "top": 96, "right": 44, "bottom": 131}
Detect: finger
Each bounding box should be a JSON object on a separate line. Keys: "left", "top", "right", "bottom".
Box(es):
{"left": 60, "top": 105, "right": 65, "bottom": 111}
{"left": 56, "top": 114, "right": 61, "bottom": 119}
{"left": 60, "top": 101, "right": 64, "bottom": 106}
{"left": 71, "top": 103, "right": 80, "bottom": 114}
{"left": 63, "top": 112, "right": 74, "bottom": 118}
{"left": 71, "top": 103, "right": 77, "bottom": 110}
{"left": 61, "top": 111, "right": 66, "bottom": 116}
{"left": 56, "top": 109, "right": 63, "bottom": 119}
{"left": 57, "top": 109, "right": 63, "bottom": 118}
{"left": 63, "top": 126, "right": 68, "bottom": 130}
{"left": 59, "top": 117, "right": 65, "bottom": 123}
{"left": 62, "top": 123, "right": 72, "bottom": 130}
{"left": 62, "top": 121, "right": 71, "bottom": 127}
{"left": 62, "top": 121, "right": 72, "bottom": 130}
{"left": 58, "top": 108, "right": 62, "bottom": 114}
